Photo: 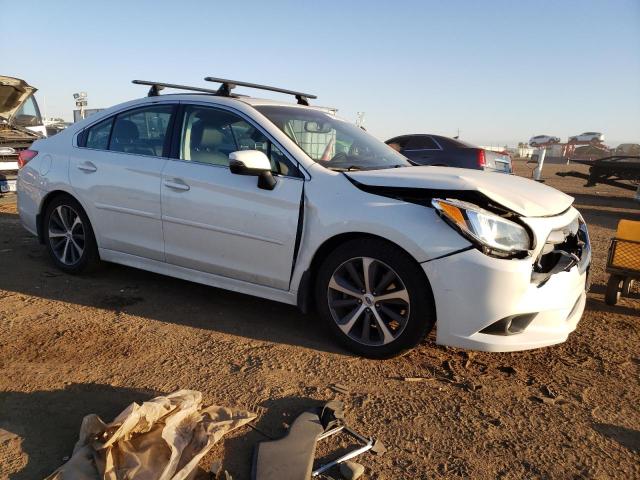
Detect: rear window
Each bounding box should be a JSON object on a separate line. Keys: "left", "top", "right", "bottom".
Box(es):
{"left": 437, "top": 136, "right": 476, "bottom": 149}
{"left": 404, "top": 136, "right": 439, "bottom": 150}
{"left": 85, "top": 118, "right": 113, "bottom": 149}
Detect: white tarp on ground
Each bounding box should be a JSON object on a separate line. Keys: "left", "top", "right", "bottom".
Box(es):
{"left": 45, "top": 390, "right": 256, "bottom": 480}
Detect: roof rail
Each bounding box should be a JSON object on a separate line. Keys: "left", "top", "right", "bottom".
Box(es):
{"left": 204, "top": 77, "right": 317, "bottom": 106}
{"left": 132, "top": 80, "right": 221, "bottom": 97}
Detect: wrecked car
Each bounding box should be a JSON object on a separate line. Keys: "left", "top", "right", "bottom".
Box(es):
{"left": 17, "top": 77, "right": 591, "bottom": 357}
{"left": 0, "top": 76, "right": 46, "bottom": 193}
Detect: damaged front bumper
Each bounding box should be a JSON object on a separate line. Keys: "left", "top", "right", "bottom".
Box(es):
{"left": 423, "top": 207, "right": 590, "bottom": 352}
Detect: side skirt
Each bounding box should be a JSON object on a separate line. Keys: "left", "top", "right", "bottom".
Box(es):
{"left": 99, "top": 248, "right": 298, "bottom": 306}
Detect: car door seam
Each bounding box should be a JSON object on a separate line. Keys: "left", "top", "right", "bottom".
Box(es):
{"left": 289, "top": 181, "right": 306, "bottom": 287}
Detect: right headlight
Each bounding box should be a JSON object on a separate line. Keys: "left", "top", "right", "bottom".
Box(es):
{"left": 432, "top": 198, "right": 531, "bottom": 256}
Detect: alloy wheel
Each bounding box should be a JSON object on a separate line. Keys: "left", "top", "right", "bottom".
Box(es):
{"left": 327, "top": 256, "right": 410, "bottom": 346}
{"left": 48, "top": 205, "right": 85, "bottom": 265}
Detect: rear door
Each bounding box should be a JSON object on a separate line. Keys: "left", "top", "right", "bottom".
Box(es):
{"left": 70, "top": 103, "right": 176, "bottom": 261}
{"left": 160, "top": 103, "right": 304, "bottom": 290}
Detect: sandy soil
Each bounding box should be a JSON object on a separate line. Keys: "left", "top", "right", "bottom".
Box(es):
{"left": 0, "top": 161, "right": 638, "bottom": 479}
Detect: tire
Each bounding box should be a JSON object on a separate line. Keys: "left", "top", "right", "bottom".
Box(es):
{"left": 315, "top": 238, "right": 436, "bottom": 358}
{"left": 605, "top": 275, "right": 623, "bottom": 306}
{"left": 43, "top": 194, "right": 99, "bottom": 273}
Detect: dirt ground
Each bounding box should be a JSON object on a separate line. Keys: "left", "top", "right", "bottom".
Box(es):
{"left": 0, "top": 160, "right": 638, "bottom": 479}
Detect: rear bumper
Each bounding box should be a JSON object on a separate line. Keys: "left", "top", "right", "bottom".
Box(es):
{"left": 0, "top": 170, "right": 18, "bottom": 193}
{"left": 423, "top": 248, "right": 588, "bottom": 352}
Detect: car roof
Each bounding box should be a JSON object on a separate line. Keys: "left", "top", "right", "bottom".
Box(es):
{"left": 121, "top": 92, "right": 338, "bottom": 115}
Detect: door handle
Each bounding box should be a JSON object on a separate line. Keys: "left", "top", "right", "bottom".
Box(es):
{"left": 163, "top": 179, "right": 190, "bottom": 191}
{"left": 77, "top": 161, "right": 97, "bottom": 172}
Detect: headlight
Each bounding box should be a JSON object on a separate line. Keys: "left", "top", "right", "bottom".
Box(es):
{"left": 432, "top": 198, "right": 531, "bottom": 255}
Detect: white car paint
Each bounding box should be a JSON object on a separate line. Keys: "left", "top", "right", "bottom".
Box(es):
{"left": 17, "top": 93, "right": 590, "bottom": 352}
{"left": 529, "top": 135, "right": 559, "bottom": 146}
{"left": 569, "top": 132, "right": 604, "bottom": 143}
{"left": 345, "top": 167, "right": 574, "bottom": 218}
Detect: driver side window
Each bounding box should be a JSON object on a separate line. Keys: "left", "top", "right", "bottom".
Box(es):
{"left": 180, "top": 105, "right": 300, "bottom": 176}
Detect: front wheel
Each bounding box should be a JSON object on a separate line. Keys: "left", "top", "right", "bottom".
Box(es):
{"left": 315, "top": 238, "right": 436, "bottom": 358}
{"left": 44, "top": 195, "right": 99, "bottom": 273}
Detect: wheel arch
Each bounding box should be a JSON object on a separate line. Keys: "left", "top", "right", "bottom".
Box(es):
{"left": 36, "top": 189, "right": 93, "bottom": 245}
{"left": 296, "top": 231, "right": 433, "bottom": 313}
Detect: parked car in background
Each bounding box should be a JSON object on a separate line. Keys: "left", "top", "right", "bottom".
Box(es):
{"left": 569, "top": 132, "right": 604, "bottom": 143}
{"left": 17, "top": 77, "right": 590, "bottom": 357}
{"left": 0, "top": 76, "right": 46, "bottom": 193}
{"left": 385, "top": 134, "right": 512, "bottom": 173}
{"left": 529, "top": 135, "right": 560, "bottom": 146}
{"left": 613, "top": 143, "right": 640, "bottom": 156}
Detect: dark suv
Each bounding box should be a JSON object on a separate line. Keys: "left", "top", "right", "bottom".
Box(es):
{"left": 386, "top": 134, "right": 512, "bottom": 173}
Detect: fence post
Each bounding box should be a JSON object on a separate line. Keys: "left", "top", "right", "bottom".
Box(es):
{"left": 533, "top": 148, "right": 546, "bottom": 182}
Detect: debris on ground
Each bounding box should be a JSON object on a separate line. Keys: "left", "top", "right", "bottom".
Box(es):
{"left": 339, "top": 460, "right": 365, "bottom": 480}
{"left": 330, "top": 383, "right": 350, "bottom": 395}
{"left": 44, "top": 390, "right": 255, "bottom": 480}
{"left": 253, "top": 401, "right": 380, "bottom": 480}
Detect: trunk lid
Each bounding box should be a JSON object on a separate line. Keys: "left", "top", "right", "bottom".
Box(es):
{"left": 0, "top": 76, "right": 37, "bottom": 122}
{"left": 345, "top": 166, "right": 573, "bottom": 217}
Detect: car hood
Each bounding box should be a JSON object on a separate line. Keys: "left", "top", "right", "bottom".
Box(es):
{"left": 345, "top": 166, "right": 574, "bottom": 217}
{"left": 0, "top": 76, "right": 37, "bottom": 122}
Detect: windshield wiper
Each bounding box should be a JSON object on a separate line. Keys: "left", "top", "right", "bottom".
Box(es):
{"left": 328, "top": 165, "right": 363, "bottom": 172}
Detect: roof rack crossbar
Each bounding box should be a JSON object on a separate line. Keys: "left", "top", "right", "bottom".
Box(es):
{"left": 204, "top": 76, "right": 317, "bottom": 105}
{"left": 132, "top": 80, "right": 222, "bottom": 97}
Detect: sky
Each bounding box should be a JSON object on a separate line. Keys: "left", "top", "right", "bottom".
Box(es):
{"left": 1, "top": 0, "right": 639, "bottom": 146}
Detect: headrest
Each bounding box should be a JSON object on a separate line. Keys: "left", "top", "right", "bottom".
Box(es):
{"left": 191, "top": 120, "right": 223, "bottom": 149}
{"left": 112, "top": 120, "right": 139, "bottom": 144}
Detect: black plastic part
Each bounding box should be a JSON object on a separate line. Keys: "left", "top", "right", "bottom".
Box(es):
{"left": 297, "top": 269, "right": 312, "bottom": 313}
{"left": 343, "top": 174, "right": 516, "bottom": 216}
{"left": 257, "top": 171, "right": 277, "bottom": 190}
{"left": 480, "top": 313, "right": 537, "bottom": 336}
{"left": 205, "top": 76, "right": 317, "bottom": 103}
{"left": 320, "top": 401, "right": 344, "bottom": 430}
{"left": 132, "top": 80, "right": 222, "bottom": 95}
{"left": 289, "top": 186, "right": 305, "bottom": 287}
{"left": 229, "top": 160, "right": 277, "bottom": 190}
{"left": 148, "top": 84, "right": 165, "bottom": 97}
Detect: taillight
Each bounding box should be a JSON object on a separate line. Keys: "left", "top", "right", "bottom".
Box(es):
{"left": 476, "top": 149, "right": 486, "bottom": 168}
{"left": 17, "top": 149, "right": 38, "bottom": 168}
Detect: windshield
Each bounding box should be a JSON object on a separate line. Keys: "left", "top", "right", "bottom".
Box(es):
{"left": 255, "top": 105, "right": 411, "bottom": 171}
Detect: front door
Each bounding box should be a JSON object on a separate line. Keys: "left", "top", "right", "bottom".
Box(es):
{"left": 161, "top": 104, "right": 303, "bottom": 290}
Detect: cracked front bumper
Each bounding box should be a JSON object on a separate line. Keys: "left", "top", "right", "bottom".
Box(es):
{"left": 423, "top": 246, "right": 589, "bottom": 352}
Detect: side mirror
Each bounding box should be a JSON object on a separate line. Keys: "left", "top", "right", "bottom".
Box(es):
{"left": 228, "top": 150, "right": 277, "bottom": 190}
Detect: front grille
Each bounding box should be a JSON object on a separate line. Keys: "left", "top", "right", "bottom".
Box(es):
{"left": 531, "top": 216, "right": 590, "bottom": 286}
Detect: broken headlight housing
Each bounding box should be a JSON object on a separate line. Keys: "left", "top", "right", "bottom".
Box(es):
{"left": 432, "top": 198, "right": 531, "bottom": 257}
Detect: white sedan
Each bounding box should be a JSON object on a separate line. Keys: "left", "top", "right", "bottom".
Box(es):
{"left": 16, "top": 78, "right": 591, "bottom": 357}
{"left": 569, "top": 132, "right": 605, "bottom": 143}
{"left": 529, "top": 135, "right": 560, "bottom": 146}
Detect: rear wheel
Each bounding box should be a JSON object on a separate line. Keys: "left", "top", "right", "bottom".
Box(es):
{"left": 315, "top": 238, "right": 436, "bottom": 358}
{"left": 44, "top": 195, "right": 99, "bottom": 273}
{"left": 605, "top": 275, "right": 624, "bottom": 306}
